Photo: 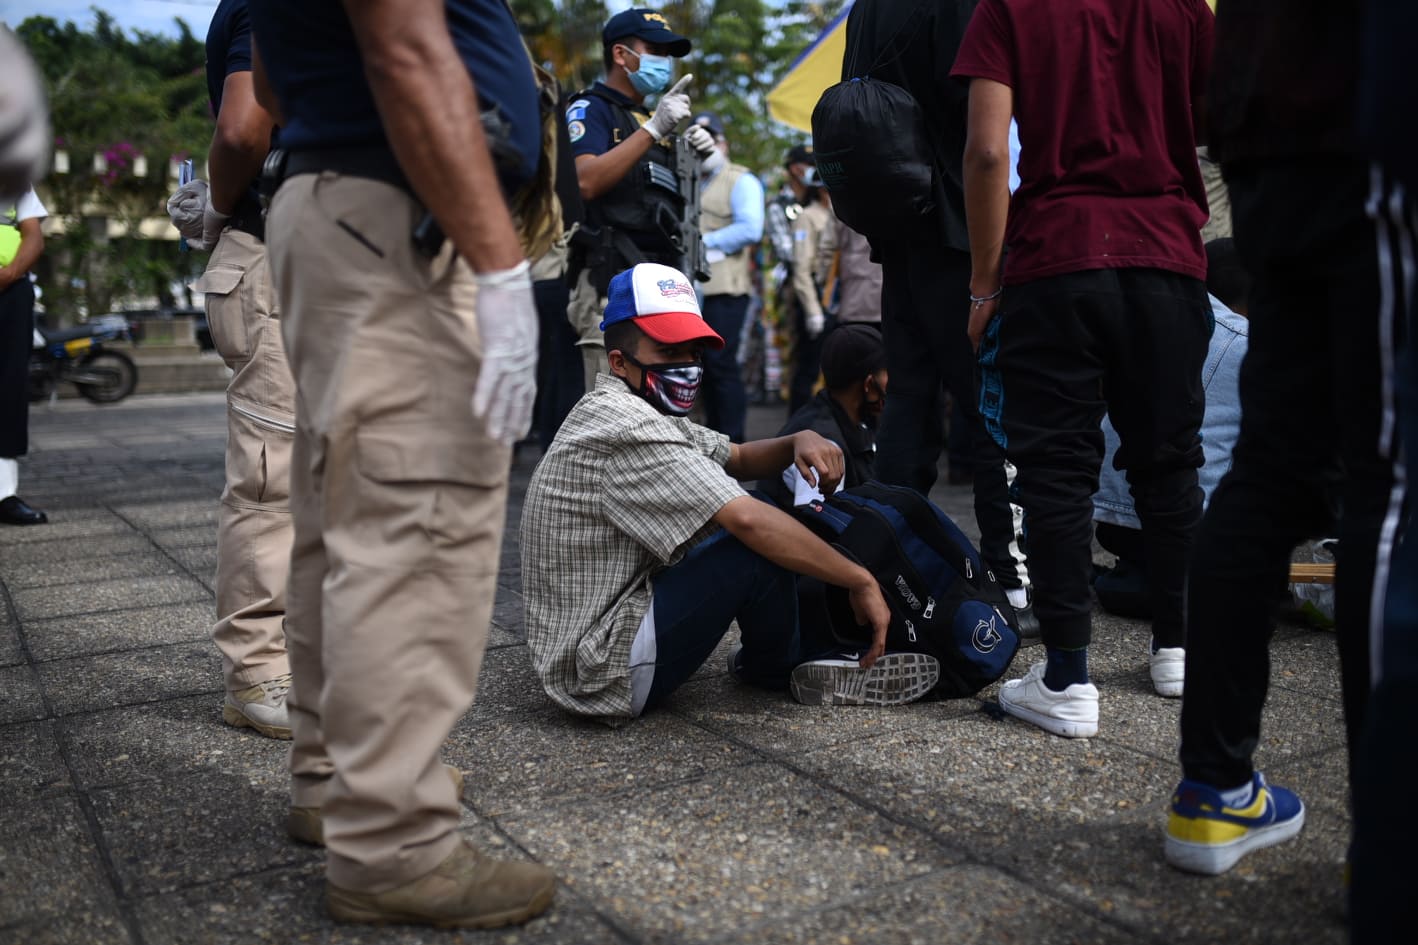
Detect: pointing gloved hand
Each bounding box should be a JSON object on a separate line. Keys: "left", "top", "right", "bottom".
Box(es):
{"left": 684, "top": 124, "right": 716, "bottom": 157}
{"left": 166, "top": 180, "right": 210, "bottom": 243}
{"left": 805, "top": 310, "right": 826, "bottom": 340}
{"left": 471, "top": 259, "right": 538, "bottom": 446}
{"left": 641, "top": 74, "right": 693, "bottom": 141}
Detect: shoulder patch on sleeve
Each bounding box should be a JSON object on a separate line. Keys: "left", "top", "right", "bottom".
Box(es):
{"left": 568, "top": 120, "right": 587, "bottom": 143}
{"left": 566, "top": 99, "right": 591, "bottom": 121}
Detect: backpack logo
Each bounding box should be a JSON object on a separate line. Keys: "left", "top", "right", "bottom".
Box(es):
{"left": 972, "top": 615, "right": 1003, "bottom": 654}
{"left": 894, "top": 574, "right": 922, "bottom": 611}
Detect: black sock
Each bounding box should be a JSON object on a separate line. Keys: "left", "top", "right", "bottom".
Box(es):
{"left": 1043, "top": 646, "right": 1088, "bottom": 690}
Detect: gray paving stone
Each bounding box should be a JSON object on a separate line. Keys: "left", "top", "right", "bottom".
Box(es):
{"left": 147, "top": 524, "right": 220, "bottom": 550}
{"left": 0, "top": 720, "right": 72, "bottom": 800}
{"left": 1268, "top": 628, "right": 1345, "bottom": 703}
{"left": 111, "top": 500, "right": 219, "bottom": 531}
{"left": 0, "top": 510, "right": 134, "bottom": 545}
{"left": 0, "top": 622, "right": 21, "bottom": 667}
{"left": 0, "top": 912, "right": 133, "bottom": 945}
{"left": 491, "top": 585, "right": 525, "bottom": 631}
{"left": 0, "top": 794, "right": 122, "bottom": 928}
{"left": 0, "top": 532, "right": 155, "bottom": 566}
{"left": 461, "top": 645, "right": 559, "bottom": 719}
{"left": 24, "top": 601, "right": 213, "bottom": 663}
{"left": 11, "top": 574, "right": 210, "bottom": 621}
{"left": 731, "top": 864, "right": 1137, "bottom": 945}
{"left": 450, "top": 708, "right": 755, "bottom": 821}
{"left": 36, "top": 640, "right": 218, "bottom": 716}
{"left": 60, "top": 694, "right": 288, "bottom": 792}
{"left": 90, "top": 772, "right": 319, "bottom": 897}
{"left": 500, "top": 763, "right": 956, "bottom": 945}
{"left": 0, "top": 550, "right": 182, "bottom": 591}
{"left": 0, "top": 664, "right": 48, "bottom": 724}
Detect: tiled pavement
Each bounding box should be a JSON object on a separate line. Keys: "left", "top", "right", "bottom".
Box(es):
{"left": 0, "top": 392, "right": 1350, "bottom": 944}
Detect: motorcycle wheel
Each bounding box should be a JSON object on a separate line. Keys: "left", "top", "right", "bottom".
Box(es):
{"left": 75, "top": 350, "right": 139, "bottom": 404}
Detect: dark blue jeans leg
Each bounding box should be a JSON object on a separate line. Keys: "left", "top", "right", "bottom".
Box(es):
{"left": 700, "top": 294, "right": 749, "bottom": 442}
{"left": 643, "top": 528, "right": 833, "bottom": 710}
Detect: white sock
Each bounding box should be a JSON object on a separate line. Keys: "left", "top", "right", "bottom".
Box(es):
{"left": 0, "top": 457, "right": 17, "bottom": 500}
{"left": 1219, "top": 781, "right": 1254, "bottom": 808}
{"left": 1005, "top": 587, "right": 1029, "bottom": 610}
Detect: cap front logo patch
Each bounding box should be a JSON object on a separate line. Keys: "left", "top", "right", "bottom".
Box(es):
{"left": 644, "top": 12, "right": 669, "bottom": 26}
{"left": 657, "top": 278, "right": 695, "bottom": 300}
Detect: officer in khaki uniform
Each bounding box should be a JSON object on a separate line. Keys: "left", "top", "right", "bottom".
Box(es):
{"left": 565, "top": 8, "right": 714, "bottom": 387}
{"left": 691, "top": 112, "right": 764, "bottom": 442}
{"left": 782, "top": 144, "right": 836, "bottom": 415}
{"left": 168, "top": 0, "right": 294, "bottom": 740}
{"left": 250, "top": 0, "right": 553, "bottom": 928}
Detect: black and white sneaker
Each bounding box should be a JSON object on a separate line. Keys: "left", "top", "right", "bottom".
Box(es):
{"left": 789, "top": 652, "right": 940, "bottom": 707}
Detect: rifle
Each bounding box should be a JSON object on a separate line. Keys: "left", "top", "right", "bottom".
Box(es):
{"left": 646, "top": 133, "right": 710, "bottom": 282}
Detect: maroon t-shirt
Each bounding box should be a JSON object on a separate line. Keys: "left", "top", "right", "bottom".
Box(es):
{"left": 951, "top": 0, "right": 1214, "bottom": 285}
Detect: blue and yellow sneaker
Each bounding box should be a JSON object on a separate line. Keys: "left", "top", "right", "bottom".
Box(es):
{"left": 1164, "top": 772, "right": 1305, "bottom": 875}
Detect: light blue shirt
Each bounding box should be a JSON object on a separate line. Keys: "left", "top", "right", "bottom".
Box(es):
{"left": 702, "top": 169, "right": 765, "bottom": 256}
{"left": 1093, "top": 294, "right": 1249, "bottom": 529}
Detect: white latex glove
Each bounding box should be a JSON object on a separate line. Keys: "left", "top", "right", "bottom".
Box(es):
{"left": 684, "top": 124, "right": 716, "bottom": 156}
{"left": 471, "top": 259, "right": 538, "bottom": 446}
{"left": 166, "top": 179, "right": 210, "bottom": 242}
{"left": 190, "top": 201, "right": 231, "bottom": 252}
{"left": 705, "top": 248, "right": 726, "bottom": 265}
{"left": 700, "top": 147, "right": 727, "bottom": 177}
{"left": 805, "top": 310, "right": 825, "bottom": 339}
{"left": 641, "top": 74, "right": 693, "bottom": 141}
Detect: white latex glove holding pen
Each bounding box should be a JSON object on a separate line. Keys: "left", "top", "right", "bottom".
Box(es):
{"left": 641, "top": 74, "right": 693, "bottom": 141}
{"left": 165, "top": 179, "right": 230, "bottom": 251}
{"left": 472, "top": 260, "right": 538, "bottom": 445}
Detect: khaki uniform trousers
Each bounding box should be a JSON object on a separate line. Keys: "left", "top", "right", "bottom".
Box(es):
{"left": 266, "top": 173, "right": 510, "bottom": 893}
{"left": 568, "top": 268, "right": 608, "bottom": 388}
{"left": 194, "top": 227, "right": 294, "bottom": 689}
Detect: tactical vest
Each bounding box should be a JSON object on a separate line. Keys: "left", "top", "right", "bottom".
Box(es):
{"left": 699, "top": 162, "right": 753, "bottom": 297}
{"left": 578, "top": 85, "right": 680, "bottom": 255}
{"left": 0, "top": 203, "right": 21, "bottom": 268}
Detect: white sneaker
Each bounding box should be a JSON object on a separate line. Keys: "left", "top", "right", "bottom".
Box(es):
{"left": 222, "top": 672, "right": 292, "bottom": 739}
{"left": 790, "top": 652, "right": 940, "bottom": 706}
{"left": 997, "top": 661, "right": 1099, "bottom": 738}
{"left": 1150, "top": 646, "right": 1185, "bottom": 698}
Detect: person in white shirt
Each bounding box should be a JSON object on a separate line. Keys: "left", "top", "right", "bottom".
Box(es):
{"left": 0, "top": 187, "right": 49, "bottom": 525}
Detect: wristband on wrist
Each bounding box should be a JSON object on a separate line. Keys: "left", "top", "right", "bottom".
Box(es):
{"left": 969, "top": 287, "right": 1003, "bottom": 305}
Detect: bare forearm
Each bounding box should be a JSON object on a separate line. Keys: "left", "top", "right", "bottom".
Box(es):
{"left": 724, "top": 435, "right": 797, "bottom": 480}
{"left": 575, "top": 132, "right": 655, "bottom": 201}
{"left": 714, "top": 497, "right": 872, "bottom": 591}
{"left": 345, "top": 0, "right": 522, "bottom": 272}
{"left": 963, "top": 150, "right": 1008, "bottom": 294}
{"left": 208, "top": 132, "right": 268, "bottom": 215}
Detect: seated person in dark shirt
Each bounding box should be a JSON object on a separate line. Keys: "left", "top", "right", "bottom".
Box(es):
{"left": 761, "top": 323, "right": 887, "bottom": 508}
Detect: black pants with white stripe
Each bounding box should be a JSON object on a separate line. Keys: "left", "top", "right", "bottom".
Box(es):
{"left": 1180, "top": 156, "right": 1401, "bottom": 789}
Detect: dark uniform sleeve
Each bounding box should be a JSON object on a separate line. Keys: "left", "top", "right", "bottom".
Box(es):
{"left": 225, "top": 4, "right": 253, "bottom": 76}
{"left": 566, "top": 94, "right": 615, "bottom": 159}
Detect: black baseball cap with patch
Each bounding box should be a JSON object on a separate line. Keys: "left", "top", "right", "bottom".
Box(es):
{"left": 603, "top": 8, "right": 692, "bottom": 57}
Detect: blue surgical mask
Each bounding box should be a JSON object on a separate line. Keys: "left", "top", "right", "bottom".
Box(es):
{"left": 623, "top": 47, "right": 673, "bottom": 96}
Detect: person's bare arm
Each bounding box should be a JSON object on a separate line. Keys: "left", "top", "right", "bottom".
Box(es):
{"left": 725, "top": 430, "right": 844, "bottom": 494}
{"left": 340, "top": 0, "right": 522, "bottom": 272}
{"left": 712, "top": 496, "right": 890, "bottom": 665}
{"left": 0, "top": 218, "right": 43, "bottom": 290}
{"left": 208, "top": 71, "right": 276, "bottom": 215}
{"left": 574, "top": 135, "right": 655, "bottom": 201}
{"left": 961, "top": 77, "right": 1013, "bottom": 350}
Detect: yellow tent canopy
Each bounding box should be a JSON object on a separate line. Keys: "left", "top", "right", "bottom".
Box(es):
{"left": 766, "top": 0, "right": 1217, "bottom": 135}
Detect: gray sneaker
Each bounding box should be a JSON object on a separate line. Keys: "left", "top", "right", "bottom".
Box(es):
{"left": 790, "top": 652, "right": 940, "bottom": 706}
{"left": 222, "top": 673, "right": 292, "bottom": 740}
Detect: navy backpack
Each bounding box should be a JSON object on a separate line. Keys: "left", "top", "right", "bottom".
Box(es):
{"left": 794, "top": 482, "right": 1021, "bottom": 698}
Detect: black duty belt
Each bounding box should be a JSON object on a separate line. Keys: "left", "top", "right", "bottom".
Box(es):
{"left": 229, "top": 198, "right": 265, "bottom": 242}
{"left": 280, "top": 146, "right": 413, "bottom": 195}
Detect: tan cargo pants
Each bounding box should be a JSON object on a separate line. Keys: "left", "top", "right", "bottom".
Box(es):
{"left": 266, "top": 173, "right": 509, "bottom": 893}
{"left": 568, "top": 268, "right": 608, "bottom": 388}
{"left": 193, "top": 227, "right": 293, "bottom": 689}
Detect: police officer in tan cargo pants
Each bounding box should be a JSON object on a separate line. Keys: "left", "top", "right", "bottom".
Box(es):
{"left": 168, "top": 0, "right": 293, "bottom": 739}
{"left": 250, "top": 0, "right": 554, "bottom": 929}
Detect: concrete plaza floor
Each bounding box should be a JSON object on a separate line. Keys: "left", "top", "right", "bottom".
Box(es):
{"left": 1, "top": 392, "right": 1351, "bottom": 944}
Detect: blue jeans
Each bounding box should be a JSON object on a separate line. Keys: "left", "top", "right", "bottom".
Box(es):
{"left": 642, "top": 526, "right": 837, "bottom": 710}
{"left": 700, "top": 294, "right": 749, "bottom": 442}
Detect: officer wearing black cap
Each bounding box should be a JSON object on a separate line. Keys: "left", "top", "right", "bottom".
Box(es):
{"left": 769, "top": 143, "right": 836, "bottom": 416}
{"left": 565, "top": 6, "right": 715, "bottom": 386}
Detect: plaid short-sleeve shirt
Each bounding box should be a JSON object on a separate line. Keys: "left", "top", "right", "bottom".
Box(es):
{"left": 521, "top": 374, "right": 747, "bottom": 718}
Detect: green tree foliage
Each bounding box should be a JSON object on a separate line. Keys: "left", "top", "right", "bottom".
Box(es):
{"left": 18, "top": 11, "right": 210, "bottom": 319}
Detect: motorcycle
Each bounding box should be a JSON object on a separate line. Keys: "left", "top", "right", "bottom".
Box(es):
{"left": 28, "top": 314, "right": 140, "bottom": 404}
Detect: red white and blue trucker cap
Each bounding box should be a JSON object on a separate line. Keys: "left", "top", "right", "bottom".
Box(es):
{"left": 599, "top": 263, "right": 725, "bottom": 350}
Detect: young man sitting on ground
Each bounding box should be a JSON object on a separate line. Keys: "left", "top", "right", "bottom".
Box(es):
{"left": 521, "top": 264, "right": 940, "bottom": 717}
{"left": 761, "top": 323, "right": 887, "bottom": 509}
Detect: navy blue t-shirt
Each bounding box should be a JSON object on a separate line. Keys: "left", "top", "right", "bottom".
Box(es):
{"left": 205, "top": 0, "right": 252, "bottom": 117}
{"left": 566, "top": 81, "right": 650, "bottom": 158}
{"left": 248, "top": 0, "right": 539, "bottom": 184}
